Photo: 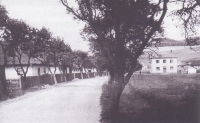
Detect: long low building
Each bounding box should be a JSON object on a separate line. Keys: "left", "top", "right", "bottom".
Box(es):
{"left": 5, "top": 64, "right": 65, "bottom": 80}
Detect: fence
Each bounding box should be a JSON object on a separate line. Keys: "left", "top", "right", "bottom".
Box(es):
{"left": 21, "top": 72, "right": 108, "bottom": 89}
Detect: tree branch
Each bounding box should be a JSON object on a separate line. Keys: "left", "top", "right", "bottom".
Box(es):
{"left": 60, "top": 0, "right": 86, "bottom": 20}
{"left": 124, "top": 0, "right": 169, "bottom": 85}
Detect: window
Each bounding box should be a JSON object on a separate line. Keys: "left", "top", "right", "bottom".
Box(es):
{"left": 163, "top": 60, "right": 166, "bottom": 63}
{"left": 156, "top": 60, "right": 159, "bottom": 63}
{"left": 170, "top": 60, "right": 173, "bottom": 63}
{"left": 170, "top": 66, "right": 174, "bottom": 70}
{"left": 156, "top": 67, "right": 160, "bottom": 71}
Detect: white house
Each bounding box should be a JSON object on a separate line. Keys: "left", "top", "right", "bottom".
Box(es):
{"left": 151, "top": 57, "right": 178, "bottom": 73}
{"left": 72, "top": 68, "right": 97, "bottom": 73}
{"left": 188, "top": 66, "right": 197, "bottom": 74}
{"left": 5, "top": 64, "right": 67, "bottom": 80}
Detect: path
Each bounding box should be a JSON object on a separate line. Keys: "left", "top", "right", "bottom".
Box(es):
{"left": 0, "top": 76, "right": 108, "bottom": 123}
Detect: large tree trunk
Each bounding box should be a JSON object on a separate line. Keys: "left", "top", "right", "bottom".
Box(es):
{"left": 106, "top": 72, "right": 126, "bottom": 121}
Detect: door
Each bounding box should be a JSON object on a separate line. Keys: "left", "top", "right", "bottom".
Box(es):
{"left": 163, "top": 66, "right": 167, "bottom": 73}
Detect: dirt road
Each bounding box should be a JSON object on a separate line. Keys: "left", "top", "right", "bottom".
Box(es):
{"left": 0, "top": 77, "right": 108, "bottom": 123}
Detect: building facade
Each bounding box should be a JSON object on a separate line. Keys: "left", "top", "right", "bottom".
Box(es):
{"left": 151, "top": 57, "right": 178, "bottom": 73}
{"left": 5, "top": 64, "right": 65, "bottom": 80}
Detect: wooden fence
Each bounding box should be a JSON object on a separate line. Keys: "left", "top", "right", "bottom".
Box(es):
{"left": 21, "top": 72, "right": 108, "bottom": 89}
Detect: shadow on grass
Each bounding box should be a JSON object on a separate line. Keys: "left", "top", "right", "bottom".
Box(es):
{"left": 100, "top": 83, "right": 200, "bottom": 123}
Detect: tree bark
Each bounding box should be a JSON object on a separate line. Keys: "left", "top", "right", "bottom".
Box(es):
{"left": 53, "top": 74, "right": 57, "bottom": 84}
{"left": 106, "top": 71, "right": 126, "bottom": 121}
{"left": 22, "top": 74, "right": 27, "bottom": 89}
{"left": 80, "top": 72, "right": 83, "bottom": 79}
{"left": 63, "top": 70, "right": 67, "bottom": 82}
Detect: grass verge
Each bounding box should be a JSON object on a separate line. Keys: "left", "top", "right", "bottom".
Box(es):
{"left": 100, "top": 74, "right": 200, "bottom": 123}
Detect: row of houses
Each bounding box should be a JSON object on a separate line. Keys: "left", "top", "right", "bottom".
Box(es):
{"left": 5, "top": 64, "right": 97, "bottom": 80}
{"left": 0, "top": 44, "right": 100, "bottom": 97}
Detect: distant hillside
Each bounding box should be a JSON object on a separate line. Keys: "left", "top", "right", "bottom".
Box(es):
{"left": 139, "top": 45, "right": 200, "bottom": 67}
{"left": 153, "top": 37, "right": 200, "bottom": 47}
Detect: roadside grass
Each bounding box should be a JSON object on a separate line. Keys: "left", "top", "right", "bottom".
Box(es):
{"left": 100, "top": 74, "right": 200, "bottom": 123}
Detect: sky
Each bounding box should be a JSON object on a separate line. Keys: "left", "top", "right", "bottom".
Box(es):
{"left": 1, "top": 0, "right": 191, "bottom": 52}
{"left": 1, "top": 0, "right": 89, "bottom": 52}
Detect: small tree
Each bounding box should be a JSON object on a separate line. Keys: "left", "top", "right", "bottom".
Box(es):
{"left": 3, "top": 19, "right": 32, "bottom": 87}
{"left": 73, "top": 50, "right": 88, "bottom": 79}
{"left": 57, "top": 44, "right": 72, "bottom": 82}
{"left": 3, "top": 20, "right": 48, "bottom": 88}
{"left": 40, "top": 37, "right": 71, "bottom": 84}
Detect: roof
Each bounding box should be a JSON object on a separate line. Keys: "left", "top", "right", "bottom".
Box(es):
{"left": 4, "top": 63, "right": 46, "bottom": 67}
{"left": 151, "top": 57, "right": 177, "bottom": 59}
{"left": 6, "top": 56, "right": 42, "bottom": 65}
{"left": 188, "top": 66, "right": 197, "bottom": 70}
{"left": 190, "top": 60, "right": 200, "bottom": 66}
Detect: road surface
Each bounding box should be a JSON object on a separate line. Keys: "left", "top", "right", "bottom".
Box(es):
{"left": 0, "top": 77, "right": 108, "bottom": 123}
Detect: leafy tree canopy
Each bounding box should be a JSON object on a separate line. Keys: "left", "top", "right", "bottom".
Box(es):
{"left": 0, "top": 4, "right": 9, "bottom": 28}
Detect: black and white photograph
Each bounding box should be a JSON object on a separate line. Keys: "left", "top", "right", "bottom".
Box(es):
{"left": 0, "top": 0, "right": 200, "bottom": 123}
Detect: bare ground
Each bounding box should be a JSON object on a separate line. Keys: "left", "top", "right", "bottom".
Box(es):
{"left": 0, "top": 76, "right": 108, "bottom": 123}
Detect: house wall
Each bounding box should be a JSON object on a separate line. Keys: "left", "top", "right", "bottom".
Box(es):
{"left": 5, "top": 65, "right": 49, "bottom": 79}
{"left": 188, "top": 66, "right": 197, "bottom": 74}
{"left": 151, "top": 58, "right": 177, "bottom": 73}
{"left": 72, "top": 68, "right": 97, "bottom": 73}
{"left": 5, "top": 66, "right": 34, "bottom": 79}
{"left": 5, "top": 65, "right": 69, "bottom": 80}
{"left": 48, "top": 67, "right": 62, "bottom": 74}
{"left": 32, "top": 65, "right": 48, "bottom": 76}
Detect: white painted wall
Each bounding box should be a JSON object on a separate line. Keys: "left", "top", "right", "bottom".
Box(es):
{"left": 5, "top": 65, "right": 46, "bottom": 79}
{"left": 151, "top": 58, "right": 178, "bottom": 73}
{"left": 5, "top": 65, "right": 65, "bottom": 80}
{"left": 72, "top": 68, "right": 97, "bottom": 73}
{"left": 48, "top": 67, "right": 62, "bottom": 74}
{"left": 5, "top": 67, "right": 21, "bottom": 79}
{"left": 188, "top": 66, "right": 197, "bottom": 74}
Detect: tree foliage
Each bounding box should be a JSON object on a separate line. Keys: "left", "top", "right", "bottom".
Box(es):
{"left": 2, "top": 19, "right": 45, "bottom": 87}
{"left": 0, "top": 4, "right": 9, "bottom": 99}
{"left": 0, "top": 4, "right": 8, "bottom": 29}
{"left": 73, "top": 50, "right": 88, "bottom": 71}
